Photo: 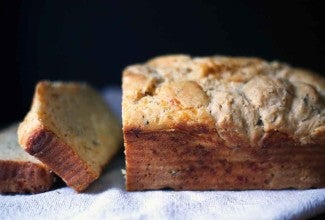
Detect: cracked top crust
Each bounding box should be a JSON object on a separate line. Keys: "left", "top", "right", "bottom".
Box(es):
{"left": 122, "top": 55, "right": 325, "bottom": 147}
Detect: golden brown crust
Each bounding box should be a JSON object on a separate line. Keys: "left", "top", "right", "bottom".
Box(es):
{"left": 124, "top": 126, "right": 325, "bottom": 191}
{"left": 0, "top": 160, "right": 54, "bottom": 194}
{"left": 123, "top": 55, "right": 325, "bottom": 146}
{"left": 23, "top": 127, "right": 97, "bottom": 192}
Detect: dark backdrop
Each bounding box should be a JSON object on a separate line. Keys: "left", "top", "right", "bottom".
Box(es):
{"left": 1, "top": 0, "right": 324, "bottom": 127}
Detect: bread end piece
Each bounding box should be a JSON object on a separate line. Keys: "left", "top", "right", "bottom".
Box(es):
{"left": 18, "top": 81, "right": 122, "bottom": 192}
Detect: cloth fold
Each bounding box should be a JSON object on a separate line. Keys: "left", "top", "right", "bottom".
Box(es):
{"left": 1, "top": 87, "right": 324, "bottom": 220}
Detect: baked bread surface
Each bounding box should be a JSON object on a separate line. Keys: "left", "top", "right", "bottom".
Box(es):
{"left": 122, "top": 55, "right": 325, "bottom": 190}
{"left": 0, "top": 124, "right": 54, "bottom": 193}
{"left": 18, "top": 81, "right": 121, "bottom": 192}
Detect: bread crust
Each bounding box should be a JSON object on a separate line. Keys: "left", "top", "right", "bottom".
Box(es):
{"left": 0, "top": 160, "right": 54, "bottom": 194}
{"left": 124, "top": 125, "right": 325, "bottom": 190}
{"left": 21, "top": 127, "right": 97, "bottom": 192}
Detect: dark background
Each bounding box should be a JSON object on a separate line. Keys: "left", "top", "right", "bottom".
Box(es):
{"left": 1, "top": 0, "right": 324, "bottom": 127}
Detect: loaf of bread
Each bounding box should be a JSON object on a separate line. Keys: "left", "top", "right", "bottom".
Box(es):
{"left": 0, "top": 124, "right": 54, "bottom": 193}
{"left": 18, "top": 81, "right": 121, "bottom": 192}
{"left": 122, "top": 55, "right": 325, "bottom": 190}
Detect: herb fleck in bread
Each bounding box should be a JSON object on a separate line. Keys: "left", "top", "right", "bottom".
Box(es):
{"left": 122, "top": 55, "right": 325, "bottom": 191}
{"left": 18, "top": 81, "right": 121, "bottom": 192}
{"left": 0, "top": 124, "right": 54, "bottom": 194}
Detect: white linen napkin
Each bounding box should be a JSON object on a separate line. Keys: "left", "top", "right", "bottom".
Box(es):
{"left": 0, "top": 87, "right": 324, "bottom": 220}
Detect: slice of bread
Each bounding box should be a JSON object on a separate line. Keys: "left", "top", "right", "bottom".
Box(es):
{"left": 18, "top": 81, "right": 122, "bottom": 192}
{"left": 0, "top": 124, "right": 54, "bottom": 194}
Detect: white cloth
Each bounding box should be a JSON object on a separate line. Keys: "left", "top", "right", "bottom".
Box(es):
{"left": 1, "top": 87, "right": 324, "bottom": 220}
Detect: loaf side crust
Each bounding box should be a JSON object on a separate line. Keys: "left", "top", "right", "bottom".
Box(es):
{"left": 124, "top": 126, "right": 325, "bottom": 190}
{"left": 20, "top": 127, "right": 98, "bottom": 192}
{"left": 0, "top": 160, "right": 54, "bottom": 194}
